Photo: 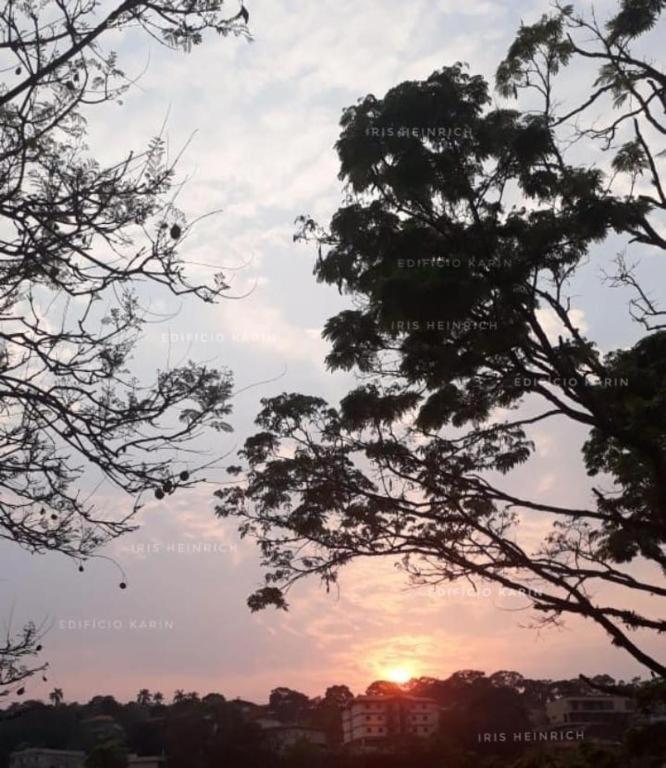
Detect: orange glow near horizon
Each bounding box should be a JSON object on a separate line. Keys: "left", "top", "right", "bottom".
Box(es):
{"left": 385, "top": 666, "right": 413, "bottom": 685}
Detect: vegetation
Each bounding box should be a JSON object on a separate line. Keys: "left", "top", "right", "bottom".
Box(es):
{"left": 0, "top": 670, "right": 662, "bottom": 768}
{"left": 0, "top": 0, "right": 250, "bottom": 694}
{"left": 217, "top": 0, "right": 666, "bottom": 679}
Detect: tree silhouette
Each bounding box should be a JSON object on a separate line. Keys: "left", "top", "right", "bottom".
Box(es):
{"left": 365, "top": 681, "right": 406, "bottom": 698}
{"left": 136, "top": 689, "right": 151, "bottom": 706}
{"left": 0, "top": 672, "right": 654, "bottom": 766}
{"left": 0, "top": 0, "right": 250, "bottom": 694}
{"left": 0, "top": 623, "right": 47, "bottom": 699}
{"left": 49, "top": 687, "right": 64, "bottom": 706}
{"left": 322, "top": 685, "right": 354, "bottom": 709}
{"left": 268, "top": 687, "right": 310, "bottom": 722}
{"left": 217, "top": 1, "right": 666, "bottom": 677}
{"left": 314, "top": 685, "right": 354, "bottom": 745}
{"left": 85, "top": 740, "right": 128, "bottom": 768}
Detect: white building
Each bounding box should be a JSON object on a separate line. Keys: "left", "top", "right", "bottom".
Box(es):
{"left": 546, "top": 695, "right": 635, "bottom": 727}
{"left": 541, "top": 695, "right": 636, "bottom": 747}
{"left": 342, "top": 695, "right": 439, "bottom": 749}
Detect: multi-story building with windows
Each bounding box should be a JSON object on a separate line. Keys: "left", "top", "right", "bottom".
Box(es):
{"left": 342, "top": 695, "right": 439, "bottom": 750}
{"left": 543, "top": 695, "right": 635, "bottom": 746}
{"left": 546, "top": 695, "right": 635, "bottom": 728}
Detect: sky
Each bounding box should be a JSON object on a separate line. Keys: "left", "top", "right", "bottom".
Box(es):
{"left": 1, "top": 0, "right": 665, "bottom": 706}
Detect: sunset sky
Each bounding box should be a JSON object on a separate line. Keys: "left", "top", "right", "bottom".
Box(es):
{"left": 2, "top": 0, "right": 664, "bottom": 705}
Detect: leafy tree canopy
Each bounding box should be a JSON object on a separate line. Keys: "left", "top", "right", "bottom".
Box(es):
{"left": 218, "top": 1, "right": 666, "bottom": 678}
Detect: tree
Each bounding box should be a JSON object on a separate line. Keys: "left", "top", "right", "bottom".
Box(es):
{"left": 488, "top": 671, "right": 526, "bottom": 694}
{"left": 217, "top": 0, "right": 666, "bottom": 677}
{"left": 85, "top": 740, "right": 128, "bottom": 768}
{"left": 87, "top": 695, "right": 122, "bottom": 718}
{"left": 0, "top": 623, "right": 47, "bottom": 699}
{"left": 322, "top": 685, "right": 354, "bottom": 709}
{"left": 0, "top": 0, "right": 250, "bottom": 693}
{"left": 185, "top": 691, "right": 200, "bottom": 703}
{"left": 268, "top": 687, "right": 310, "bottom": 723}
{"left": 313, "top": 685, "right": 354, "bottom": 745}
{"left": 152, "top": 692, "right": 164, "bottom": 705}
{"left": 436, "top": 674, "right": 530, "bottom": 756}
{"left": 365, "top": 681, "right": 405, "bottom": 698}
{"left": 202, "top": 692, "right": 226, "bottom": 707}
{"left": 49, "top": 687, "right": 64, "bottom": 707}
{"left": 136, "top": 689, "right": 151, "bottom": 707}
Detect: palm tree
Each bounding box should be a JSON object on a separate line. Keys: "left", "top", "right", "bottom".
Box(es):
{"left": 136, "top": 689, "right": 151, "bottom": 706}
{"left": 49, "top": 688, "right": 64, "bottom": 706}
{"left": 152, "top": 692, "right": 164, "bottom": 705}
{"left": 172, "top": 689, "right": 185, "bottom": 704}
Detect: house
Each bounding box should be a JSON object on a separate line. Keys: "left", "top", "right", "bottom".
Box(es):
{"left": 342, "top": 695, "right": 439, "bottom": 750}
{"left": 9, "top": 749, "right": 85, "bottom": 768}
{"left": 543, "top": 695, "right": 635, "bottom": 746}
{"left": 258, "top": 723, "right": 327, "bottom": 752}
{"left": 547, "top": 695, "right": 635, "bottom": 727}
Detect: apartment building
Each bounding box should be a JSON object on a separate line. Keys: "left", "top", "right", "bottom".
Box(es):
{"left": 342, "top": 695, "right": 439, "bottom": 750}
{"left": 547, "top": 695, "right": 635, "bottom": 727}
{"left": 542, "top": 694, "right": 635, "bottom": 746}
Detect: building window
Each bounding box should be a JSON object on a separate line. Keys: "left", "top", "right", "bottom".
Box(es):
{"left": 367, "top": 727, "right": 372, "bottom": 734}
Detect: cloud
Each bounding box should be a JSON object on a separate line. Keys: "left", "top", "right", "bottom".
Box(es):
{"left": 9, "top": 0, "right": 662, "bottom": 707}
{"left": 536, "top": 307, "right": 589, "bottom": 343}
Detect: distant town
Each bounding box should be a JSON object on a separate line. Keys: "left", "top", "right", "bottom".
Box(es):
{"left": 1, "top": 670, "right": 664, "bottom": 768}
{"left": 1, "top": 2, "right": 665, "bottom": 768}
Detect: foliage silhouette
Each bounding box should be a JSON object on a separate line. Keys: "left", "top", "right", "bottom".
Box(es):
{"left": 1, "top": 671, "right": 659, "bottom": 768}
{"left": 217, "top": 0, "right": 666, "bottom": 678}
{"left": 0, "top": 0, "right": 250, "bottom": 694}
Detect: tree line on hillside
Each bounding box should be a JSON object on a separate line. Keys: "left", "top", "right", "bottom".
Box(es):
{"left": 0, "top": 670, "right": 664, "bottom": 768}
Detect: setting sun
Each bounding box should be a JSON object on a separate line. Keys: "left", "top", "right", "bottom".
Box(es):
{"left": 386, "top": 666, "right": 413, "bottom": 685}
